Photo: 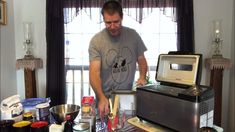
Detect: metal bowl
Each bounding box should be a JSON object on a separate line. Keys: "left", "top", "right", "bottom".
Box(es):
{"left": 49, "top": 104, "right": 80, "bottom": 124}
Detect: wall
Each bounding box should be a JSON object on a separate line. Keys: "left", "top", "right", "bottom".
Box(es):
{"left": 14, "top": 0, "right": 47, "bottom": 99}
{"left": 228, "top": 0, "right": 235, "bottom": 131}
{"left": 0, "top": 0, "right": 46, "bottom": 100}
{"left": 0, "top": 0, "right": 17, "bottom": 100}
{"left": 0, "top": 0, "right": 234, "bottom": 130}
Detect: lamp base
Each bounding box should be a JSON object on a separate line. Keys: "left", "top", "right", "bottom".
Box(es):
{"left": 24, "top": 55, "right": 34, "bottom": 59}
{"left": 212, "top": 54, "right": 223, "bottom": 58}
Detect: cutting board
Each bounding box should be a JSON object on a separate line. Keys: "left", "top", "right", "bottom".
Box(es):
{"left": 127, "top": 117, "right": 173, "bottom": 132}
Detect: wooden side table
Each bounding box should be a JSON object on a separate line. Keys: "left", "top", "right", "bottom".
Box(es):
{"left": 16, "top": 57, "right": 43, "bottom": 98}
{"left": 205, "top": 57, "right": 231, "bottom": 126}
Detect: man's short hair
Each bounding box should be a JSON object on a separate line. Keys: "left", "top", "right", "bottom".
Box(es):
{"left": 101, "top": 0, "right": 123, "bottom": 18}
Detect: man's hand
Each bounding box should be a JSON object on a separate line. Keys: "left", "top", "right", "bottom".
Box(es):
{"left": 136, "top": 77, "right": 147, "bottom": 86}
{"left": 98, "top": 96, "right": 110, "bottom": 119}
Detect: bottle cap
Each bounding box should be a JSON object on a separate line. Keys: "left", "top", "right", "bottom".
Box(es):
{"left": 66, "top": 115, "right": 71, "bottom": 121}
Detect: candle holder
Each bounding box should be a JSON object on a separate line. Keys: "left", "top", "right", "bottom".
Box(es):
{"left": 212, "top": 20, "right": 223, "bottom": 58}
{"left": 23, "top": 22, "right": 34, "bottom": 59}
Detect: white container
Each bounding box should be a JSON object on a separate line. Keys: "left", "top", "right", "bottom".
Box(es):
{"left": 36, "top": 102, "right": 50, "bottom": 121}
{"left": 49, "top": 124, "right": 64, "bottom": 132}
{"left": 73, "top": 122, "right": 90, "bottom": 132}
{"left": 0, "top": 95, "right": 23, "bottom": 122}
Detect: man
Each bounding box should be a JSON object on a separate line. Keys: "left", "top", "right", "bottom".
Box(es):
{"left": 88, "top": 0, "right": 148, "bottom": 118}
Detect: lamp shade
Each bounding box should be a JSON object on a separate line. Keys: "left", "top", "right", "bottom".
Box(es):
{"left": 213, "top": 20, "right": 222, "bottom": 39}
{"left": 23, "top": 22, "right": 32, "bottom": 40}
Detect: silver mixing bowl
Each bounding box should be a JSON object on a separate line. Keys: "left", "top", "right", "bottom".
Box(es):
{"left": 49, "top": 104, "right": 80, "bottom": 124}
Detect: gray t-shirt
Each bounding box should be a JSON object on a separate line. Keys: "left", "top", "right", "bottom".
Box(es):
{"left": 89, "top": 26, "right": 147, "bottom": 95}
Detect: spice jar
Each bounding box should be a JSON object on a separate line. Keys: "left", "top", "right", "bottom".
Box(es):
{"left": 23, "top": 112, "right": 33, "bottom": 121}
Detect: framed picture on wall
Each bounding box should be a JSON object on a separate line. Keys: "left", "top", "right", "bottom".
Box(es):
{"left": 0, "top": 1, "right": 7, "bottom": 25}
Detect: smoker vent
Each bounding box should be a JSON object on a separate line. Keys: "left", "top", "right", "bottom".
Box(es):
{"left": 199, "top": 98, "right": 214, "bottom": 115}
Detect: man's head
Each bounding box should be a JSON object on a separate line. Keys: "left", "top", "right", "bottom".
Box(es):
{"left": 101, "top": 1, "right": 123, "bottom": 36}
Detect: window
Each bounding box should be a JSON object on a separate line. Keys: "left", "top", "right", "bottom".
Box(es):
{"left": 64, "top": 8, "right": 177, "bottom": 105}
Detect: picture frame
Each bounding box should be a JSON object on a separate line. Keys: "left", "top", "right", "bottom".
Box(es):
{"left": 0, "top": 1, "right": 7, "bottom": 25}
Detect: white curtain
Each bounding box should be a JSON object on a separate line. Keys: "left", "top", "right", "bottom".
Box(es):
{"left": 228, "top": 0, "right": 235, "bottom": 131}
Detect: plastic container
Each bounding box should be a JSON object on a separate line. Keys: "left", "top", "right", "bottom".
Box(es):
{"left": 36, "top": 102, "right": 50, "bottom": 121}
{"left": 30, "top": 121, "right": 49, "bottom": 132}
{"left": 21, "top": 98, "right": 50, "bottom": 121}
{"left": 12, "top": 121, "right": 31, "bottom": 132}
{"left": 49, "top": 124, "right": 64, "bottom": 132}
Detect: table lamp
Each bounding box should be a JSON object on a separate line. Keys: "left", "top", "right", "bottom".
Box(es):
{"left": 212, "top": 20, "right": 223, "bottom": 58}
{"left": 23, "top": 22, "right": 34, "bottom": 58}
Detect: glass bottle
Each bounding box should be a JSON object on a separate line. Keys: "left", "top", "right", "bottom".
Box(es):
{"left": 64, "top": 115, "right": 73, "bottom": 132}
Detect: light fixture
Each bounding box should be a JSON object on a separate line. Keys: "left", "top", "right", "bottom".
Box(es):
{"left": 212, "top": 20, "right": 223, "bottom": 58}
{"left": 23, "top": 22, "right": 33, "bottom": 58}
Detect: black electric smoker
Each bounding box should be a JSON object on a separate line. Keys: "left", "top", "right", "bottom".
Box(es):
{"left": 136, "top": 53, "right": 214, "bottom": 132}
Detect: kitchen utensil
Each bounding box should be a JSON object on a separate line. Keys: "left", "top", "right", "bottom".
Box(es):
{"left": 127, "top": 117, "right": 173, "bottom": 131}
{"left": 49, "top": 104, "right": 80, "bottom": 124}
{"left": 107, "top": 95, "right": 120, "bottom": 131}
{"left": 109, "top": 99, "right": 113, "bottom": 114}
{"left": 112, "top": 95, "right": 119, "bottom": 117}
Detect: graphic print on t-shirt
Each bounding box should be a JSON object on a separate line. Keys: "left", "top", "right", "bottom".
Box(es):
{"left": 106, "top": 47, "right": 133, "bottom": 84}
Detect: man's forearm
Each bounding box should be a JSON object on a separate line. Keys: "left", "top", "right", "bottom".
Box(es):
{"left": 89, "top": 69, "right": 106, "bottom": 100}
{"left": 138, "top": 55, "right": 148, "bottom": 79}
{"left": 89, "top": 61, "right": 106, "bottom": 100}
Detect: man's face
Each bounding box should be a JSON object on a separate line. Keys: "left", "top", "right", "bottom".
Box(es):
{"left": 103, "top": 12, "right": 122, "bottom": 36}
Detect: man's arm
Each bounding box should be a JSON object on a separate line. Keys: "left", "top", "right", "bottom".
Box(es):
{"left": 89, "top": 60, "right": 109, "bottom": 118}
{"left": 136, "top": 54, "right": 148, "bottom": 86}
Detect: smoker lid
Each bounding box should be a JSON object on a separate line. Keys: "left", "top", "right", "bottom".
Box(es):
{"left": 155, "top": 54, "right": 202, "bottom": 86}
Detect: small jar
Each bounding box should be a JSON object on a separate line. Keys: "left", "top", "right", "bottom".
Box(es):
{"left": 81, "top": 96, "right": 95, "bottom": 117}
{"left": 23, "top": 112, "right": 33, "bottom": 122}
{"left": 82, "top": 103, "right": 91, "bottom": 116}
